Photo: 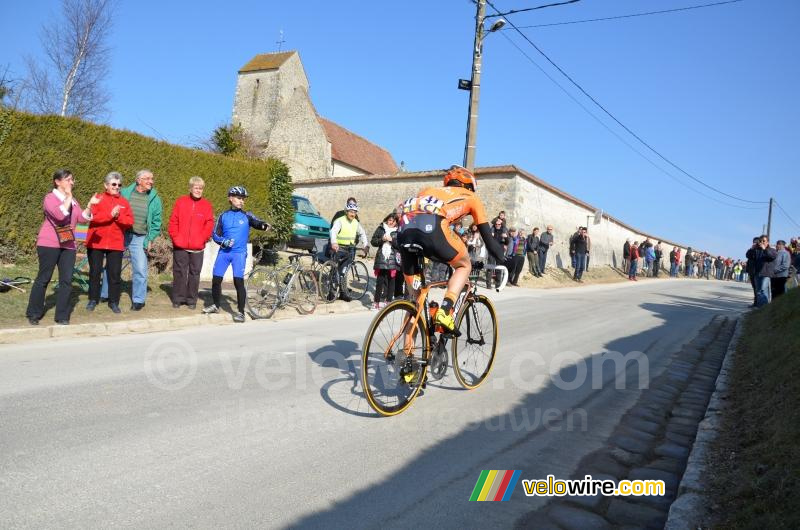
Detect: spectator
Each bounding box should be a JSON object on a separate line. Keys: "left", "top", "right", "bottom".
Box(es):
{"left": 653, "top": 241, "right": 663, "bottom": 277}
{"left": 733, "top": 261, "right": 743, "bottom": 282}
{"left": 467, "top": 222, "right": 486, "bottom": 267}
{"left": 769, "top": 240, "right": 790, "bottom": 299}
{"left": 622, "top": 239, "right": 631, "bottom": 274}
{"left": 26, "top": 169, "right": 97, "bottom": 326}
{"left": 86, "top": 172, "right": 134, "bottom": 313}
{"left": 101, "top": 169, "right": 163, "bottom": 311}
{"left": 629, "top": 241, "right": 640, "bottom": 281}
{"left": 644, "top": 243, "right": 655, "bottom": 277}
{"left": 370, "top": 213, "right": 399, "bottom": 309}
{"left": 493, "top": 210, "right": 507, "bottom": 230}
{"left": 506, "top": 227, "right": 526, "bottom": 286}
{"left": 526, "top": 227, "right": 542, "bottom": 278}
{"left": 684, "top": 247, "right": 694, "bottom": 277}
{"left": 202, "top": 186, "right": 270, "bottom": 322}
{"left": 669, "top": 247, "right": 678, "bottom": 277}
{"left": 538, "top": 225, "right": 554, "bottom": 274}
{"left": 745, "top": 237, "right": 760, "bottom": 306}
{"left": 570, "top": 227, "right": 589, "bottom": 282}
{"left": 569, "top": 227, "right": 581, "bottom": 269}
{"left": 486, "top": 217, "right": 508, "bottom": 288}
{"left": 168, "top": 176, "right": 214, "bottom": 309}
{"left": 674, "top": 248, "right": 682, "bottom": 277}
{"left": 746, "top": 235, "right": 777, "bottom": 307}
{"left": 329, "top": 200, "right": 369, "bottom": 299}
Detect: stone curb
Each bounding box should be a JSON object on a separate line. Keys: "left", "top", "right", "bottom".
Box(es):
{"left": 664, "top": 317, "right": 742, "bottom": 529}
{"left": 0, "top": 299, "right": 373, "bottom": 345}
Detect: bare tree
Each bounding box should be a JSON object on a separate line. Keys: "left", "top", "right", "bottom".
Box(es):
{"left": 23, "top": 0, "right": 114, "bottom": 120}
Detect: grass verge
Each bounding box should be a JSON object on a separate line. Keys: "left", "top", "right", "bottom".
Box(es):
{"left": 710, "top": 287, "right": 800, "bottom": 528}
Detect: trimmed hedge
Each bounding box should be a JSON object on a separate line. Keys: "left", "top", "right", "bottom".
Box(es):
{"left": 0, "top": 110, "right": 293, "bottom": 257}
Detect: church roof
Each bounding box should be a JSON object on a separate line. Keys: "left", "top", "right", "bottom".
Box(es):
{"left": 239, "top": 51, "right": 296, "bottom": 73}
{"left": 318, "top": 117, "right": 399, "bottom": 175}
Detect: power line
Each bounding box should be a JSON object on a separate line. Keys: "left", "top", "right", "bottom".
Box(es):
{"left": 773, "top": 200, "right": 800, "bottom": 230}
{"left": 486, "top": 0, "right": 768, "bottom": 205}
{"left": 513, "top": 0, "right": 745, "bottom": 29}
{"left": 496, "top": 30, "right": 765, "bottom": 210}
{"left": 486, "top": 0, "right": 580, "bottom": 19}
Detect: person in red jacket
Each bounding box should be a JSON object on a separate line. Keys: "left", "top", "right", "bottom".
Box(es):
{"left": 168, "top": 176, "right": 215, "bottom": 309}
{"left": 86, "top": 171, "right": 134, "bottom": 313}
{"left": 628, "top": 241, "right": 640, "bottom": 281}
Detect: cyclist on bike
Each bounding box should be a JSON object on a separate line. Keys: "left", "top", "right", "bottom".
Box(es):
{"left": 328, "top": 200, "right": 368, "bottom": 298}
{"left": 398, "top": 165, "right": 506, "bottom": 333}
{"left": 203, "top": 186, "right": 270, "bottom": 322}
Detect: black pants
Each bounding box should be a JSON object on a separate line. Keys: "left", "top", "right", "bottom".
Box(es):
{"left": 771, "top": 277, "right": 787, "bottom": 299}
{"left": 172, "top": 249, "right": 204, "bottom": 305}
{"left": 26, "top": 246, "right": 76, "bottom": 321}
{"left": 88, "top": 249, "right": 122, "bottom": 304}
{"left": 749, "top": 274, "right": 757, "bottom": 304}
{"left": 393, "top": 267, "right": 405, "bottom": 299}
{"left": 509, "top": 255, "right": 525, "bottom": 284}
{"left": 653, "top": 260, "right": 660, "bottom": 277}
{"left": 374, "top": 269, "right": 396, "bottom": 303}
{"left": 211, "top": 275, "right": 246, "bottom": 313}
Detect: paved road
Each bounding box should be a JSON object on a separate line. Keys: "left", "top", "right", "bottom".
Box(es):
{"left": 0, "top": 279, "right": 750, "bottom": 528}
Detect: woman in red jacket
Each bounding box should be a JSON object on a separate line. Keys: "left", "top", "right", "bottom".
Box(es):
{"left": 86, "top": 172, "right": 134, "bottom": 313}
{"left": 167, "top": 176, "right": 215, "bottom": 309}
{"left": 628, "top": 241, "right": 640, "bottom": 281}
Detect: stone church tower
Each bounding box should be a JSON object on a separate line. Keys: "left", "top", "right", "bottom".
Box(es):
{"left": 232, "top": 51, "right": 398, "bottom": 181}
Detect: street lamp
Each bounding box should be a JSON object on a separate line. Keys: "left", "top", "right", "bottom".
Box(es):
{"left": 461, "top": 0, "right": 505, "bottom": 171}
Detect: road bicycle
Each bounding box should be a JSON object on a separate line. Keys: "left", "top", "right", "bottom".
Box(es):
{"left": 245, "top": 250, "right": 319, "bottom": 319}
{"left": 314, "top": 245, "right": 370, "bottom": 303}
{"left": 361, "top": 244, "right": 499, "bottom": 416}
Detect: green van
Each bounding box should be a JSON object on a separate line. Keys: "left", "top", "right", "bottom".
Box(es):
{"left": 290, "top": 195, "right": 330, "bottom": 250}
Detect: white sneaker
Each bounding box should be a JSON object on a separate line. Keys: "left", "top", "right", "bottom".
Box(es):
{"left": 202, "top": 304, "right": 219, "bottom": 314}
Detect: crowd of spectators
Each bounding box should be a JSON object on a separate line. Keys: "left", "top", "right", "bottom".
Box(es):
{"left": 26, "top": 169, "right": 267, "bottom": 325}
{"left": 25, "top": 169, "right": 800, "bottom": 324}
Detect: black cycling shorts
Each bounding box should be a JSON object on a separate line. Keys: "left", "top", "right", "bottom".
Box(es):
{"left": 397, "top": 214, "right": 461, "bottom": 276}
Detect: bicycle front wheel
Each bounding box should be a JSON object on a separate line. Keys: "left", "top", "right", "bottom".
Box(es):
{"left": 452, "top": 295, "right": 498, "bottom": 389}
{"left": 290, "top": 270, "right": 319, "bottom": 314}
{"left": 362, "top": 300, "right": 429, "bottom": 416}
{"left": 246, "top": 266, "right": 280, "bottom": 319}
{"left": 319, "top": 262, "right": 339, "bottom": 303}
{"left": 341, "top": 260, "right": 369, "bottom": 302}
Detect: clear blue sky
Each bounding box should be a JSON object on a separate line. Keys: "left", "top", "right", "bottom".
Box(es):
{"left": 3, "top": 0, "right": 799, "bottom": 258}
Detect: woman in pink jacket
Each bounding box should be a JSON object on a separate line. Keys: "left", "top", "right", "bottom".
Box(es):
{"left": 26, "top": 169, "right": 98, "bottom": 326}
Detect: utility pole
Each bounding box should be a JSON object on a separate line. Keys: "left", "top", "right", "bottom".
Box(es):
{"left": 766, "top": 197, "right": 773, "bottom": 239}
{"left": 463, "top": 0, "right": 486, "bottom": 171}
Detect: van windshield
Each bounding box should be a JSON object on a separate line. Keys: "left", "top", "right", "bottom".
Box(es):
{"left": 292, "top": 196, "right": 321, "bottom": 217}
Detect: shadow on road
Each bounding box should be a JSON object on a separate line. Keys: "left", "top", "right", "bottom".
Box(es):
{"left": 287, "top": 286, "right": 749, "bottom": 528}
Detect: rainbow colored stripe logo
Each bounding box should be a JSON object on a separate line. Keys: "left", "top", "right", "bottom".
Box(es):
{"left": 469, "top": 470, "right": 521, "bottom": 501}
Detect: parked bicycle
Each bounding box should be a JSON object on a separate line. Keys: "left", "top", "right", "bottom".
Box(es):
{"left": 361, "top": 247, "right": 498, "bottom": 416}
{"left": 314, "top": 245, "right": 370, "bottom": 303}
{"left": 246, "top": 249, "right": 319, "bottom": 319}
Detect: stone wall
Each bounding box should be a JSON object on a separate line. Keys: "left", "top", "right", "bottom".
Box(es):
{"left": 293, "top": 166, "right": 690, "bottom": 268}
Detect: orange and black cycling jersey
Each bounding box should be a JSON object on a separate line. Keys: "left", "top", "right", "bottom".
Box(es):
{"left": 400, "top": 186, "right": 489, "bottom": 226}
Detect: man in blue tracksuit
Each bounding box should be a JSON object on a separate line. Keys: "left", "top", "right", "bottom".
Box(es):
{"left": 202, "top": 186, "right": 270, "bottom": 322}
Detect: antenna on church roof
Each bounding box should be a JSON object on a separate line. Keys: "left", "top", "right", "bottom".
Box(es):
{"left": 276, "top": 30, "right": 285, "bottom": 52}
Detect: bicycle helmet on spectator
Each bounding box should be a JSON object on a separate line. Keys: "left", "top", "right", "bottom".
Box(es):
{"left": 443, "top": 164, "right": 476, "bottom": 191}
{"left": 228, "top": 185, "right": 248, "bottom": 198}
{"left": 345, "top": 200, "right": 359, "bottom": 212}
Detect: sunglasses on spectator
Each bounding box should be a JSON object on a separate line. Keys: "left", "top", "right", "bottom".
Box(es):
{"left": 108, "top": 182, "right": 121, "bottom": 187}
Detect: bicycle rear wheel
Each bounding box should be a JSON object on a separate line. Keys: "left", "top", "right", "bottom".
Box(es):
{"left": 452, "top": 295, "right": 498, "bottom": 389}
{"left": 246, "top": 266, "right": 280, "bottom": 319}
{"left": 341, "top": 260, "right": 369, "bottom": 302}
{"left": 290, "top": 269, "right": 319, "bottom": 314}
{"left": 362, "top": 300, "right": 429, "bottom": 416}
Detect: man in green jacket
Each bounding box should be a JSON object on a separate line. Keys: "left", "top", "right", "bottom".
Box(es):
{"left": 101, "top": 169, "right": 162, "bottom": 310}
